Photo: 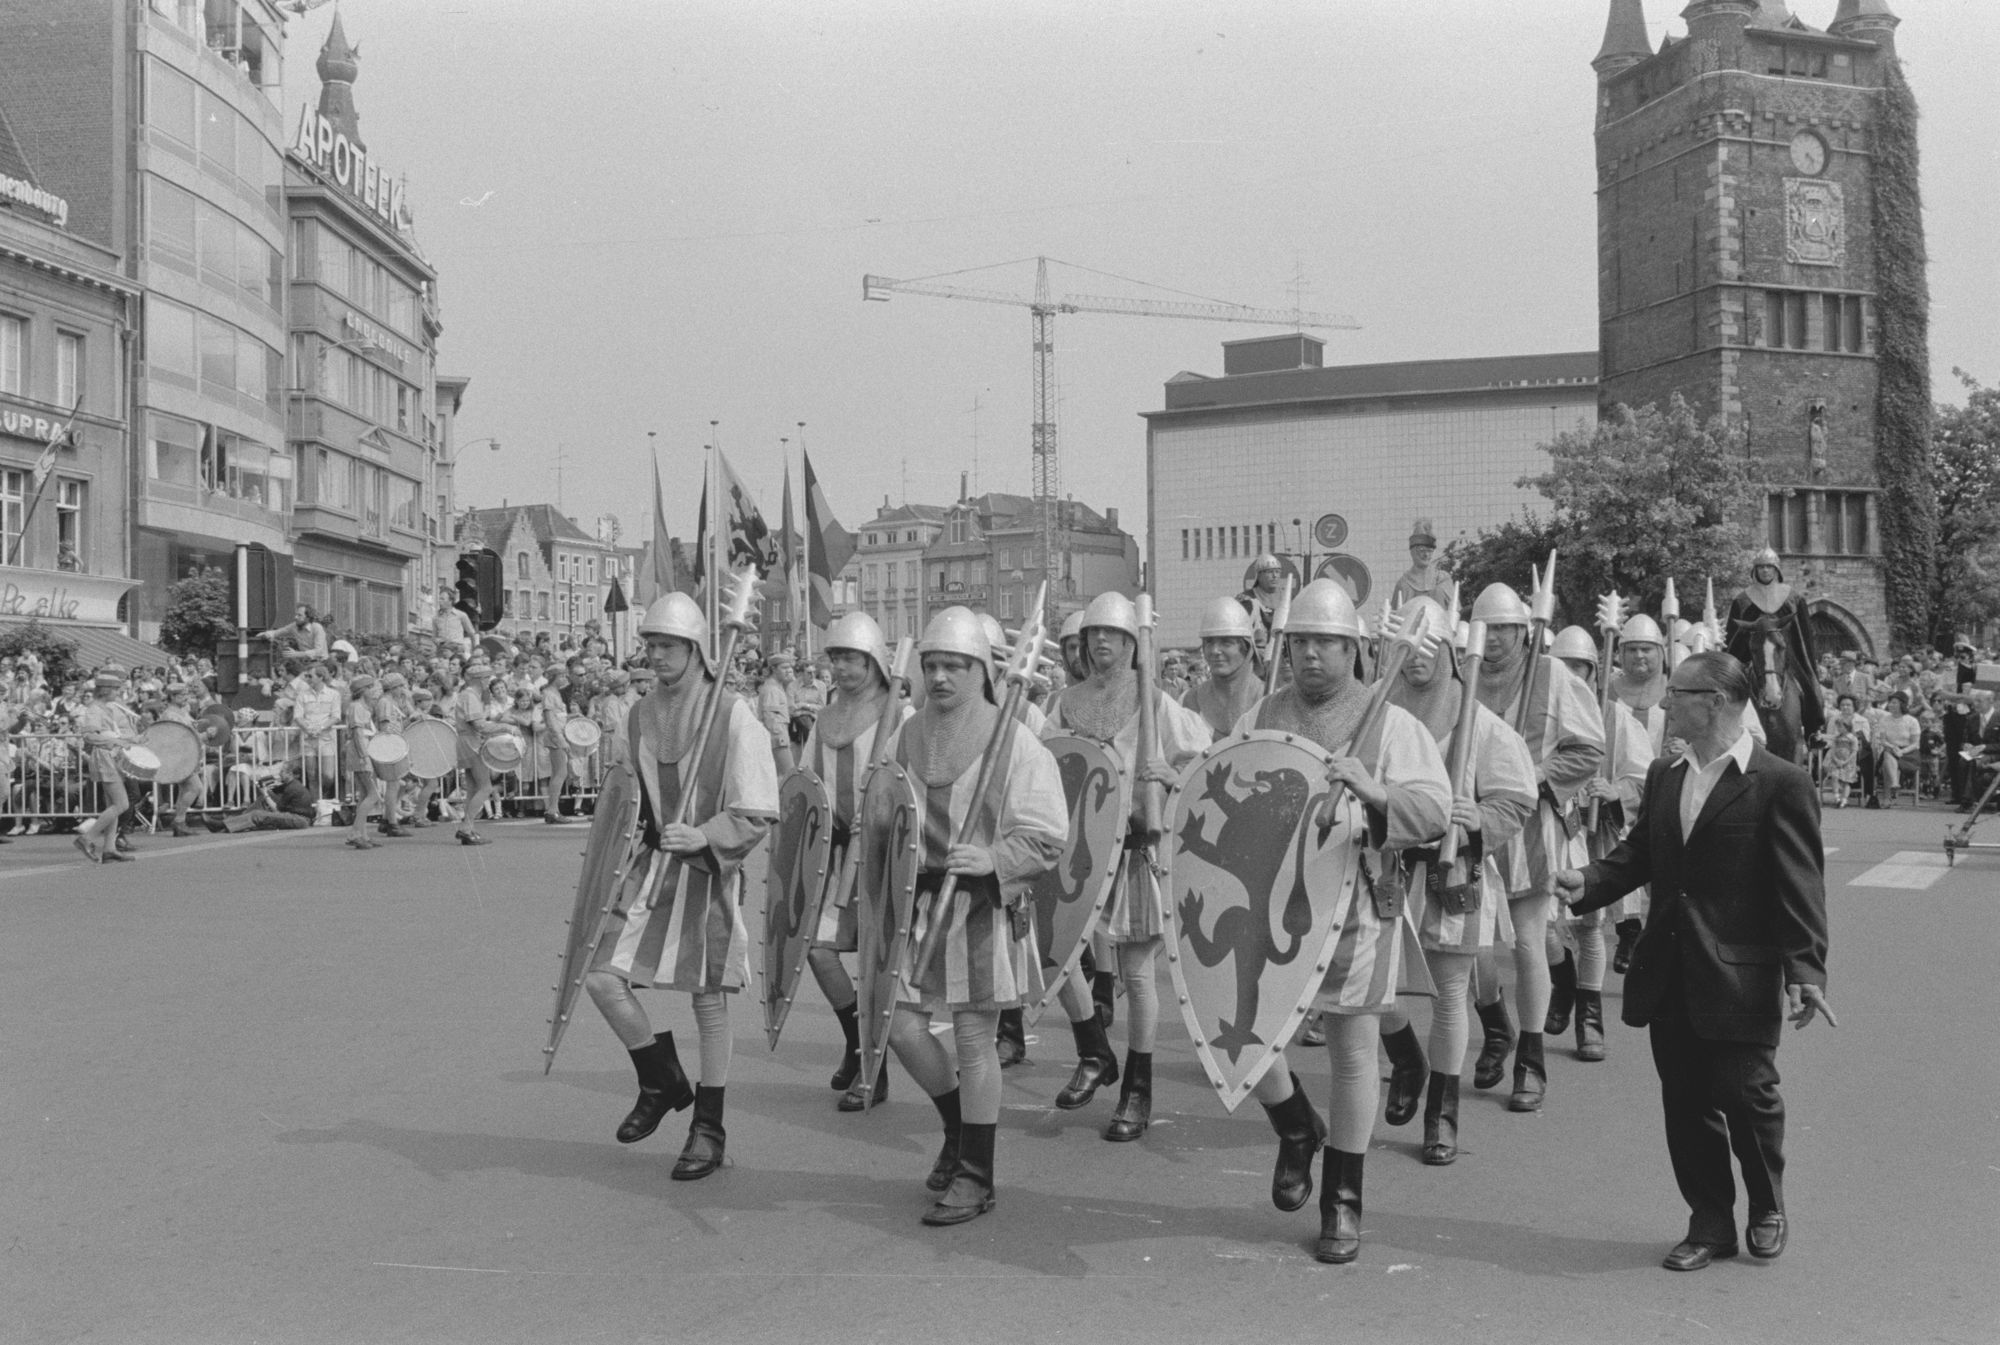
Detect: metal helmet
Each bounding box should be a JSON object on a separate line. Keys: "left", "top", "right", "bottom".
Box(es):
{"left": 1551, "top": 625, "right": 1599, "bottom": 665}
{"left": 824, "top": 610, "right": 892, "bottom": 682}
{"left": 1470, "top": 583, "right": 1531, "bottom": 627}
{"left": 1678, "top": 622, "right": 1713, "bottom": 652}
{"left": 977, "top": 613, "right": 1011, "bottom": 675}
{"left": 1394, "top": 596, "right": 1451, "bottom": 648}
{"left": 1198, "top": 596, "right": 1256, "bottom": 641}
{"left": 1058, "top": 610, "right": 1085, "bottom": 644}
{"left": 918, "top": 606, "right": 991, "bottom": 668}
{"left": 1619, "top": 613, "right": 1666, "bottom": 646}
{"left": 1750, "top": 545, "right": 1783, "bottom": 580}
{"left": 1080, "top": 591, "right": 1139, "bottom": 640}
{"left": 1286, "top": 578, "right": 1363, "bottom": 640}
{"left": 1669, "top": 618, "right": 1692, "bottom": 644}
{"left": 1251, "top": 552, "right": 1283, "bottom": 575}
{"left": 636, "top": 592, "right": 713, "bottom": 673}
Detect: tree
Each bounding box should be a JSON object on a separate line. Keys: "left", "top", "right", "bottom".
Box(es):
{"left": 1444, "top": 396, "right": 1759, "bottom": 629}
{"left": 1930, "top": 370, "right": 2000, "bottom": 647}
{"left": 0, "top": 620, "right": 82, "bottom": 689}
{"left": 159, "top": 566, "right": 233, "bottom": 658}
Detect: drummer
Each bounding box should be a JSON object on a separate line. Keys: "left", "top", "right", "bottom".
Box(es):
{"left": 404, "top": 686, "right": 444, "bottom": 827}
{"left": 344, "top": 674, "right": 386, "bottom": 850}
{"left": 159, "top": 682, "right": 212, "bottom": 837}
{"left": 450, "top": 659, "right": 502, "bottom": 845}
{"left": 73, "top": 667, "right": 142, "bottom": 863}
{"left": 374, "top": 672, "right": 416, "bottom": 836}
{"left": 539, "top": 669, "right": 577, "bottom": 823}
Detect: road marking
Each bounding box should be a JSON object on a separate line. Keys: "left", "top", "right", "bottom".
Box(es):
{"left": 0, "top": 831, "right": 291, "bottom": 884}
{"left": 1849, "top": 850, "right": 1951, "bottom": 890}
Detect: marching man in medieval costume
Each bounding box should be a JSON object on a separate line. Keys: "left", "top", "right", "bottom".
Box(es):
{"left": 1373, "top": 596, "right": 1537, "bottom": 1165}
{"left": 1725, "top": 547, "right": 1825, "bottom": 754}
{"left": 803, "top": 612, "right": 912, "bottom": 1111}
{"left": 1183, "top": 597, "right": 1265, "bottom": 739}
{"left": 1235, "top": 579, "right": 1452, "bottom": 1263}
{"left": 1465, "top": 584, "right": 1605, "bottom": 1114}
{"left": 1546, "top": 626, "right": 1654, "bottom": 1062}
{"left": 583, "top": 592, "right": 778, "bottom": 1181}
{"left": 1042, "top": 591, "right": 1212, "bottom": 1142}
{"left": 1390, "top": 518, "right": 1454, "bottom": 609}
{"left": 1237, "top": 554, "right": 1288, "bottom": 660}
{"left": 878, "top": 607, "right": 1068, "bottom": 1226}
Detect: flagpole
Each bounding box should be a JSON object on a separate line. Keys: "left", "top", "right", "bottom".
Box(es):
{"left": 797, "top": 421, "right": 810, "bottom": 660}
{"left": 707, "top": 429, "right": 720, "bottom": 666}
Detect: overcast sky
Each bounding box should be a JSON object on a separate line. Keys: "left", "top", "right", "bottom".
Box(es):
{"left": 282, "top": 0, "right": 1998, "bottom": 553}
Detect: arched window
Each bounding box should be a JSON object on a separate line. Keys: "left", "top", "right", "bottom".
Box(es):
{"left": 517, "top": 551, "right": 530, "bottom": 580}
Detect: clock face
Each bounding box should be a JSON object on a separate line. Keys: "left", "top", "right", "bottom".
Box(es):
{"left": 1790, "top": 132, "right": 1828, "bottom": 176}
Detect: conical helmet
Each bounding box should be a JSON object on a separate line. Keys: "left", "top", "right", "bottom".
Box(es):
{"left": 1551, "top": 625, "right": 1599, "bottom": 664}
{"left": 1058, "top": 609, "right": 1085, "bottom": 643}
{"left": 636, "top": 592, "right": 713, "bottom": 673}
{"left": 1287, "top": 578, "right": 1363, "bottom": 639}
{"left": 977, "top": 613, "right": 1011, "bottom": 676}
{"left": 1750, "top": 546, "right": 1784, "bottom": 580}
{"left": 1081, "top": 591, "right": 1138, "bottom": 639}
{"left": 1470, "top": 583, "right": 1531, "bottom": 627}
{"left": 1395, "top": 596, "right": 1451, "bottom": 648}
{"left": 1198, "top": 597, "right": 1256, "bottom": 641}
{"left": 1619, "top": 613, "right": 1665, "bottom": 646}
{"left": 918, "top": 606, "right": 991, "bottom": 668}
{"left": 824, "top": 610, "right": 891, "bottom": 682}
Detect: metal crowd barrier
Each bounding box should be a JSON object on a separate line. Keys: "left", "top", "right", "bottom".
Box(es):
{"left": 3, "top": 721, "right": 611, "bottom": 831}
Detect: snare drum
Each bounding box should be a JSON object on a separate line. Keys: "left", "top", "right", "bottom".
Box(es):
{"left": 367, "top": 733, "right": 410, "bottom": 781}
{"left": 480, "top": 731, "right": 526, "bottom": 776}
{"left": 402, "top": 719, "right": 459, "bottom": 780}
{"left": 120, "top": 744, "right": 163, "bottom": 782}
{"left": 562, "top": 717, "right": 602, "bottom": 756}
{"left": 141, "top": 721, "right": 203, "bottom": 785}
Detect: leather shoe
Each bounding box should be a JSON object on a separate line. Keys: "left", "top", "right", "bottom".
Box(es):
{"left": 1662, "top": 1239, "right": 1738, "bottom": 1272}
{"left": 1747, "top": 1213, "right": 1787, "bottom": 1259}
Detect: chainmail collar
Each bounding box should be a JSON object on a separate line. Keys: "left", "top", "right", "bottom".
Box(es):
{"left": 647, "top": 673, "right": 711, "bottom": 763}
{"left": 1389, "top": 664, "right": 1460, "bottom": 745}
{"left": 1610, "top": 669, "right": 1666, "bottom": 712}
{"left": 1193, "top": 661, "right": 1261, "bottom": 736}
{"left": 1477, "top": 646, "right": 1531, "bottom": 721}
{"left": 1061, "top": 667, "right": 1139, "bottom": 743}
{"left": 1256, "top": 678, "right": 1372, "bottom": 754}
{"left": 816, "top": 683, "right": 888, "bottom": 750}
{"left": 914, "top": 695, "right": 1000, "bottom": 787}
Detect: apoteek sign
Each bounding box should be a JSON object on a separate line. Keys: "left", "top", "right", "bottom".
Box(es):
{"left": 292, "top": 108, "right": 408, "bottom": 229}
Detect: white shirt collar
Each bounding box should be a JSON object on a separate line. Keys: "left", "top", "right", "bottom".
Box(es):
{"left": 1679, "top": 726, "right": 1755, "bottom": 777}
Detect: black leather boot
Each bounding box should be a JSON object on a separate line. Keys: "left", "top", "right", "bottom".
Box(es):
{"left": 831, "top": 1002, "right": 862, "bottom": 1091}
{"left": 1421, "top": 1072, "right": 1460, "bottom": 1166}
{"left": 1612, "top": 919, "right": 1642, "bottom": 975}
{"left": 922, "top": 1121, "right": 996, "bottom": 1226}
{"left": 1509, "top": 1031, "right": 1546, "bottom": 1112}
{"left": 1259, "top": 1072, "right": 1327, "bottom": 1211}
{"left": 1574, "top": 988, "right": 1607, "bottom": 1062}
{"left": 616, "top": 1032, "right": 695, "bottom": 1144}
{"left": 838, "top": 1058, "right": 888, "bottom": 1112}
{"left": 1380, "top": 1023, "right": 1427, "bottom": 1126}
{"left": 926, "top": 1088, "right": 963, "bottom": 1193}
{"left": 997, "top": 1007, "right": 1028, "bottom": 1068}
{"left": 1472, "top": 995, "right": 1515, "bottom": 1091}
{"left": 1314, "top": 1147, "right": 1364, "bottom": 1264}
{"left": 1054, "top": 1017, "right": 1118, "bottom": 1110}
{"left": 1103, "top": 1050, "right": 1151, "bottom": 1142}
{"left": 1544, "top": 950, "right": 1577, "bottom": 1035}
{"left": 671, "top": 1085, "right": 726, "bottom": 1181}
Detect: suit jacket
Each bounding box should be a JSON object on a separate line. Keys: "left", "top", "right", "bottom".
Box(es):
{"left": 1574, "top": 741, "right": 1828, "bottom": 1047}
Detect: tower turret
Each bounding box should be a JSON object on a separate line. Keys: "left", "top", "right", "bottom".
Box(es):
{"left": 1680, "top": 0, "right": 1756, "bottom": 48}
{"left": 315, "top": 12, "right": 365, "bottom": 150}
{"left": 1593, "top": 0, "right": 1653, "bottom": 78}
{"left": 1829, "top": 0, "right": 1899, "bottom": 57}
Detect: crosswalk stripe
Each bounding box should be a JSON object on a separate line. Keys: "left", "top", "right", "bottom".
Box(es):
{"left": 1849, "top": 850, "right": 1951, "bottom": 890}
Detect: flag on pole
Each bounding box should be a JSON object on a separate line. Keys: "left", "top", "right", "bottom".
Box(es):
{"left": 803, "top": 450, "right": 854, "bottom": 626}
{"left": 642, "top": 450, "right": 677, "bottom": 603}
{"left": 715, "top": 448, "right": 778, "bottom": 576}
{"left": 780, "top": 457, "right": 798, "bottom": 635}
{"left": 690, "top": 470, "right": 710, "bottom": 597}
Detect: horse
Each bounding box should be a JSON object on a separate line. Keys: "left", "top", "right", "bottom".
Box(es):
{"left": 1743, "top": 615, "right": 1806, "bottom": 765}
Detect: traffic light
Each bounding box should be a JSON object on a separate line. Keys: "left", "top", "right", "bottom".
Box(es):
{"left": 230, "top": 543, "right": 294, "bottom": 632}
{"left": 455, "top": 548, "right": 503, "bottom": 631}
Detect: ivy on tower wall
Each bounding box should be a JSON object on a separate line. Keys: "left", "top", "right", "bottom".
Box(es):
{"left": 1871, "top": 60, "right": 1937, "bottom": 652}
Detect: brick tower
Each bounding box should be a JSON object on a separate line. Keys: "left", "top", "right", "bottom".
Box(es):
{"left": 1593, "top": 0, "right": 1921, "bottom": 656}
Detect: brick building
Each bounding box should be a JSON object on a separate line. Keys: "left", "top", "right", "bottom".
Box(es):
{"left": 462, "top": 503, "right": 629, "bottom": 648}
{"left": 925, "top": 487, "right": 1138, "bottom": 628}
{"left": 1593, "top": 0, "right": 1912, "bottom": 655}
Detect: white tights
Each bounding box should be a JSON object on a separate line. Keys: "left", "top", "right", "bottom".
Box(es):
{"left": 1424, "top": 952, "right": 1475, "bottom": 1075}
{"left": 1250, "top": 1014, "right": 1381, "bottom": 1152}
{"left": 1118, "top": 938, "right": 1161, "bottom": 1053}
{"left": 1477, "top": 895, "right": 1552, "bottom": 1029}
{"left": 584, "top": 972, "right": 732, "bottom": 1084}
{"left": 889, "top": 1006, "right": 1001, "bottom": 1124}
{"left": 806, "top": 947, "right": 857, "bottom": 1012}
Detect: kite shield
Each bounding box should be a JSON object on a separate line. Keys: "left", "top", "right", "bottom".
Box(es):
{"left": 542, "top": 761, "right": 643, "bottom": 1073}
{"left": 854, "top": 763, "right": 920, "bottom": 1105}
{"left": 761, "top": 770, "right": 834, "bottom": 1049}
{"left": 1026, "top": 734, "right": 1129, "bottom": 1024}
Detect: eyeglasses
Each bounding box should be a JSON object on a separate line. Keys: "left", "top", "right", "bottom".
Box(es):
{"left": 1662, "top": 687, "right": 1723, "bottom": 701}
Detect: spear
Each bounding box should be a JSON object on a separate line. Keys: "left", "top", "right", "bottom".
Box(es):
{"left": 1318, "top": 600, "right": 1448, "bottom": 833}
{"left": 1513, "top": 551, "right": 1558, "bottom": 740}
{"left": 1436, "top": 616, "right": 1488, "bottom": 870}
{"left": 1585, "top": 592, "right": 1627, "bottom": 838}
{"left": 1264, "top": 574, "right": 1296, "bottom": 695}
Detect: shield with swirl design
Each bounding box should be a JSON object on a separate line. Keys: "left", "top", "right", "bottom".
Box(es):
{"left": 854, "top": 763, "right": 921, "bottom": 1103}
{"left": 761, "top": 770, "right": 833, "bottom": 1049}
{"left": 1026, "top": 735, "right": 1130, "bottom": 1025}
{"left": 542, "top": 761, "right": 643, "bottom": 1073}
{"left": 1163, "top": 732, "right": 1363, "bottom": 1111}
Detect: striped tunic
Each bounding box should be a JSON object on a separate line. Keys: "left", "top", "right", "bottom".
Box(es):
{"left": 1483, "top": 653, "right": 1605, "bottom": 907}
{"left": 593, "top": 694, "right": 778, "bottom": 993}
{"left": 805, "top": 697, "right": 913, "bottom": 949}
{"left": 1044, "top": 687, "right": 1211, "bottom": 942}
{"left": 1233, "top": 698, "right": 1452, "bottom": 1014}
{"left": 888, "top": 713, "right": 1067, "bottom": 1012}
{"left": 1413, "top": 704, "right": 1537, "bottom": 953}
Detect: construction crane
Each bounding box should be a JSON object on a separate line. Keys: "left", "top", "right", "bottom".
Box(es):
{"left": 863, "top": 256, "right": 1358, "bottom": 622}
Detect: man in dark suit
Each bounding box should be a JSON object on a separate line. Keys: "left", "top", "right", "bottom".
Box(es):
{"left": 1556, "top": 651, "right": 1833, "bottom": 1272}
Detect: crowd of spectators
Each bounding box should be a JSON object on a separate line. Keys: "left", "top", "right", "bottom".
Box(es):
{"left": 1809, "top": 638, "right": 2000, "bottom": 811}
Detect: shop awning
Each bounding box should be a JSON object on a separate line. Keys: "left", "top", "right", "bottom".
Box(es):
{"left": 0, "top": 621, "right": 166, "bottom": 673}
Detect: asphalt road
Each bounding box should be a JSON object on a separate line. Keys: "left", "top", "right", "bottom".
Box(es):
{"left": 1, "top": 799, "right": 1995, "bottom": 1345}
